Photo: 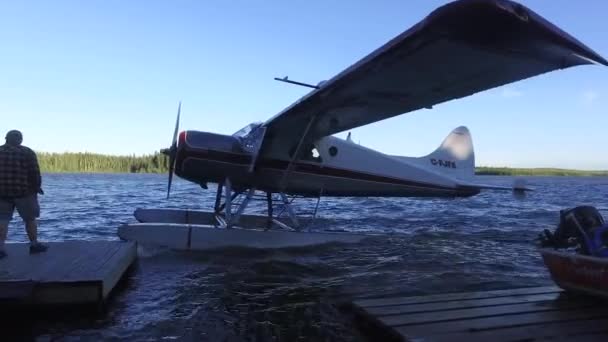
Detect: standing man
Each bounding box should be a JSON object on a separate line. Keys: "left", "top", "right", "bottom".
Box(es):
{"left": 0, "top": 130, "right": 48, "bottom": 258}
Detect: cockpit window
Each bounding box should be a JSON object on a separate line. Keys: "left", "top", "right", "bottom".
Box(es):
{"left": 233, "top": 122, "right": 264, "bottom": 153}
{"left": 232, "top": 122, "right": 262, "bottom": 139}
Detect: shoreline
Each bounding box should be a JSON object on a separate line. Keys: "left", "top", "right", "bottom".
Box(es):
{"left": 475, "top": 167, "right": 608, "bottom": 177}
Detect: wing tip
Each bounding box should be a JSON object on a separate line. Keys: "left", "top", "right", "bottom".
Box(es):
{"left": 426, "top": 0, "right": 608, "bottom": 69}
{"left": 577, "top": 53, "right": 608, "bottom": 67}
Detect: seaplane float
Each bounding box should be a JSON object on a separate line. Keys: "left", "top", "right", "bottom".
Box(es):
{"left": 118, "top": 0, "right": 607, "bottom": 251}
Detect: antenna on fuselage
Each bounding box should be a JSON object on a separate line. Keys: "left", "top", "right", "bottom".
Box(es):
{"left": 274, "top": 76, "right": 321, "bottom": 89}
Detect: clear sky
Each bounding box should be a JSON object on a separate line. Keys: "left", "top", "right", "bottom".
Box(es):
{"left": 1, "top": 0, "right": 607, "bottom": 169}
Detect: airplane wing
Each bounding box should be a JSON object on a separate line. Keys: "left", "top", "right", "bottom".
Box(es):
{"left": 259, "top": 0, "right": 607, "bottom": 157}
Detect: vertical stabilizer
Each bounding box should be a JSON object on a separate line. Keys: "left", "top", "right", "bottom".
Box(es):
{"left": 420, "top": 126, "right": 475, "bottom": 180}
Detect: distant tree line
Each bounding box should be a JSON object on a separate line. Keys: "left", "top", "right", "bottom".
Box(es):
{"left": 475, "top": 167, "right": 608, "bottom": 177}
{"left": 37, "top": 152, "right": 169, "bottom": 173}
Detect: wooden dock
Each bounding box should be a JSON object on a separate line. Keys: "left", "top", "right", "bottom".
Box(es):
{"left": 0, "top": 240, "right": 136, "bottom": 307}
{"left": 348, "top": 286, "right": 608, "bottom": 341}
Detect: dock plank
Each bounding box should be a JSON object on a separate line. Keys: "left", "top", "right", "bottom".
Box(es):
{"left": 0, "top": 240, "right": 136, "bottom": 306}
{"left": 423, "top": 318, "right": 608, "bottom": 342}
{"left": 381, "top": 299, "right": 598, "bottom": 327}
{"left": 63, "top": 242, "right": 123, "bottom": 280}
{"left": 43, "top": 242, "right": 115, "bottom": 280}
{"left": 396, "top": 308, "right": 608, "bottom": 337}
{"left": 98, "top": 242, "right": 137, "bottom": 298}
{"left": 354, "top": 285, "right": 561, "bottom": 308}
{"left": 348, "top": 286, "right": 608, "bottom": 341}
{"left": 366, "top": 292, "right": 561, "bottom": 316}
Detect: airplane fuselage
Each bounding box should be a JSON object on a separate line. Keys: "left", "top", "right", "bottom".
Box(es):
{"left": 174, "top": 130, "right": 479, "bottom": 198}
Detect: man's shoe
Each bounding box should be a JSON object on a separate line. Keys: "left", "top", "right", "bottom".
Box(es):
{"left": 0, "top": 250, "right": 6, "bottom": 259}
{"left": 29, "top": 243, "right": 48, "bottom": 254}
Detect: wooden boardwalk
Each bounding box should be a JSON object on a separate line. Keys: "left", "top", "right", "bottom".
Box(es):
{"left": 0, "top": 240, "right": 136, "bottom": 307}
{"left": 349, "top": 286, "right": 608, "bottom": 341}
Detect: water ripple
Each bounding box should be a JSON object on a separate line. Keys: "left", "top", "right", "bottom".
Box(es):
{"left": 4, "top": 174, "right": 607, "bottom": 341}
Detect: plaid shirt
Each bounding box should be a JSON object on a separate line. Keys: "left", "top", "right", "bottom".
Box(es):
{"left": 0, "top": 144, "right": 41, "bottom": 198}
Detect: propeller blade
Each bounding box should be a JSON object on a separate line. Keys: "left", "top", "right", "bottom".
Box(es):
{"left": 172, "top": 101, "right": 181, "bottom": 147}
{"left": 167, "top": 156, "right": 175, "bottom": 199}
{"left": 166, "top": 101, "right": 181, "bottom": 199}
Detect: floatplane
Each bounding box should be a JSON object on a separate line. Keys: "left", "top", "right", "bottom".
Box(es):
{"left": 118, "top": 0, "right": 607, "bottom": 251}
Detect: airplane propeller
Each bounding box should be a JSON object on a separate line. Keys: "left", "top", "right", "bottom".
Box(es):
{"left": 161, "top": 101, "right": 181, "bottom": 199}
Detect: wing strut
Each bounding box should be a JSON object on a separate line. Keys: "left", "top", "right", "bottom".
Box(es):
{"left": 213, "top": 180, "right": 301, "bottom": 231}
{"left": 278, "top": 115, "right": 317, "bottom": 192}
{"left": 247, "top": 126, "right": 267, "bottom": 173}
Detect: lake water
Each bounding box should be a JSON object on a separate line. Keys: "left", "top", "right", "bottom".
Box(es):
{"left": 5, "top": 174, "right": 608, "bottom": 341}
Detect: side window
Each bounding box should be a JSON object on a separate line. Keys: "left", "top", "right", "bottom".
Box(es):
{"left": 288, "top": 144, "right": 323, "bottom": 163}
{"left": 328, "top": 146, "right": 338, "bottom": 157}
{"left": 306, "top": 145, "right": 323, "bottom": 163}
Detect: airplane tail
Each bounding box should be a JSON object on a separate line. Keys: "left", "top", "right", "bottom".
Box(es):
{"left": 416, "top": 126, "right": 531, "bottom": 194}
{"left": 420, "top": 126, "right": 475, "bottom": 180}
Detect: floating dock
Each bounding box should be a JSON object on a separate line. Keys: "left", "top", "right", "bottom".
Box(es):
{"left": 348, "top": 285, "right": 608, "bottom": 341}
{"left": 0, "top": 240, "right": 136, "bottom": 307}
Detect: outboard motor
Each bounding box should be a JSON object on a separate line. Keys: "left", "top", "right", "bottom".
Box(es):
{"left": 541, "top": 206, "right": 607, "bottom": 255}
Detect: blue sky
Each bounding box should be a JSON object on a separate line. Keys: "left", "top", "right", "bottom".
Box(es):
{"left": 1, "top": 0, "right": 607, "bottom": 169}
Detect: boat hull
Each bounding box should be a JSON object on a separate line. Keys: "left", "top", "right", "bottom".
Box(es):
{"left": 540, "top": 248, "right": 608, "bottom": 298}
